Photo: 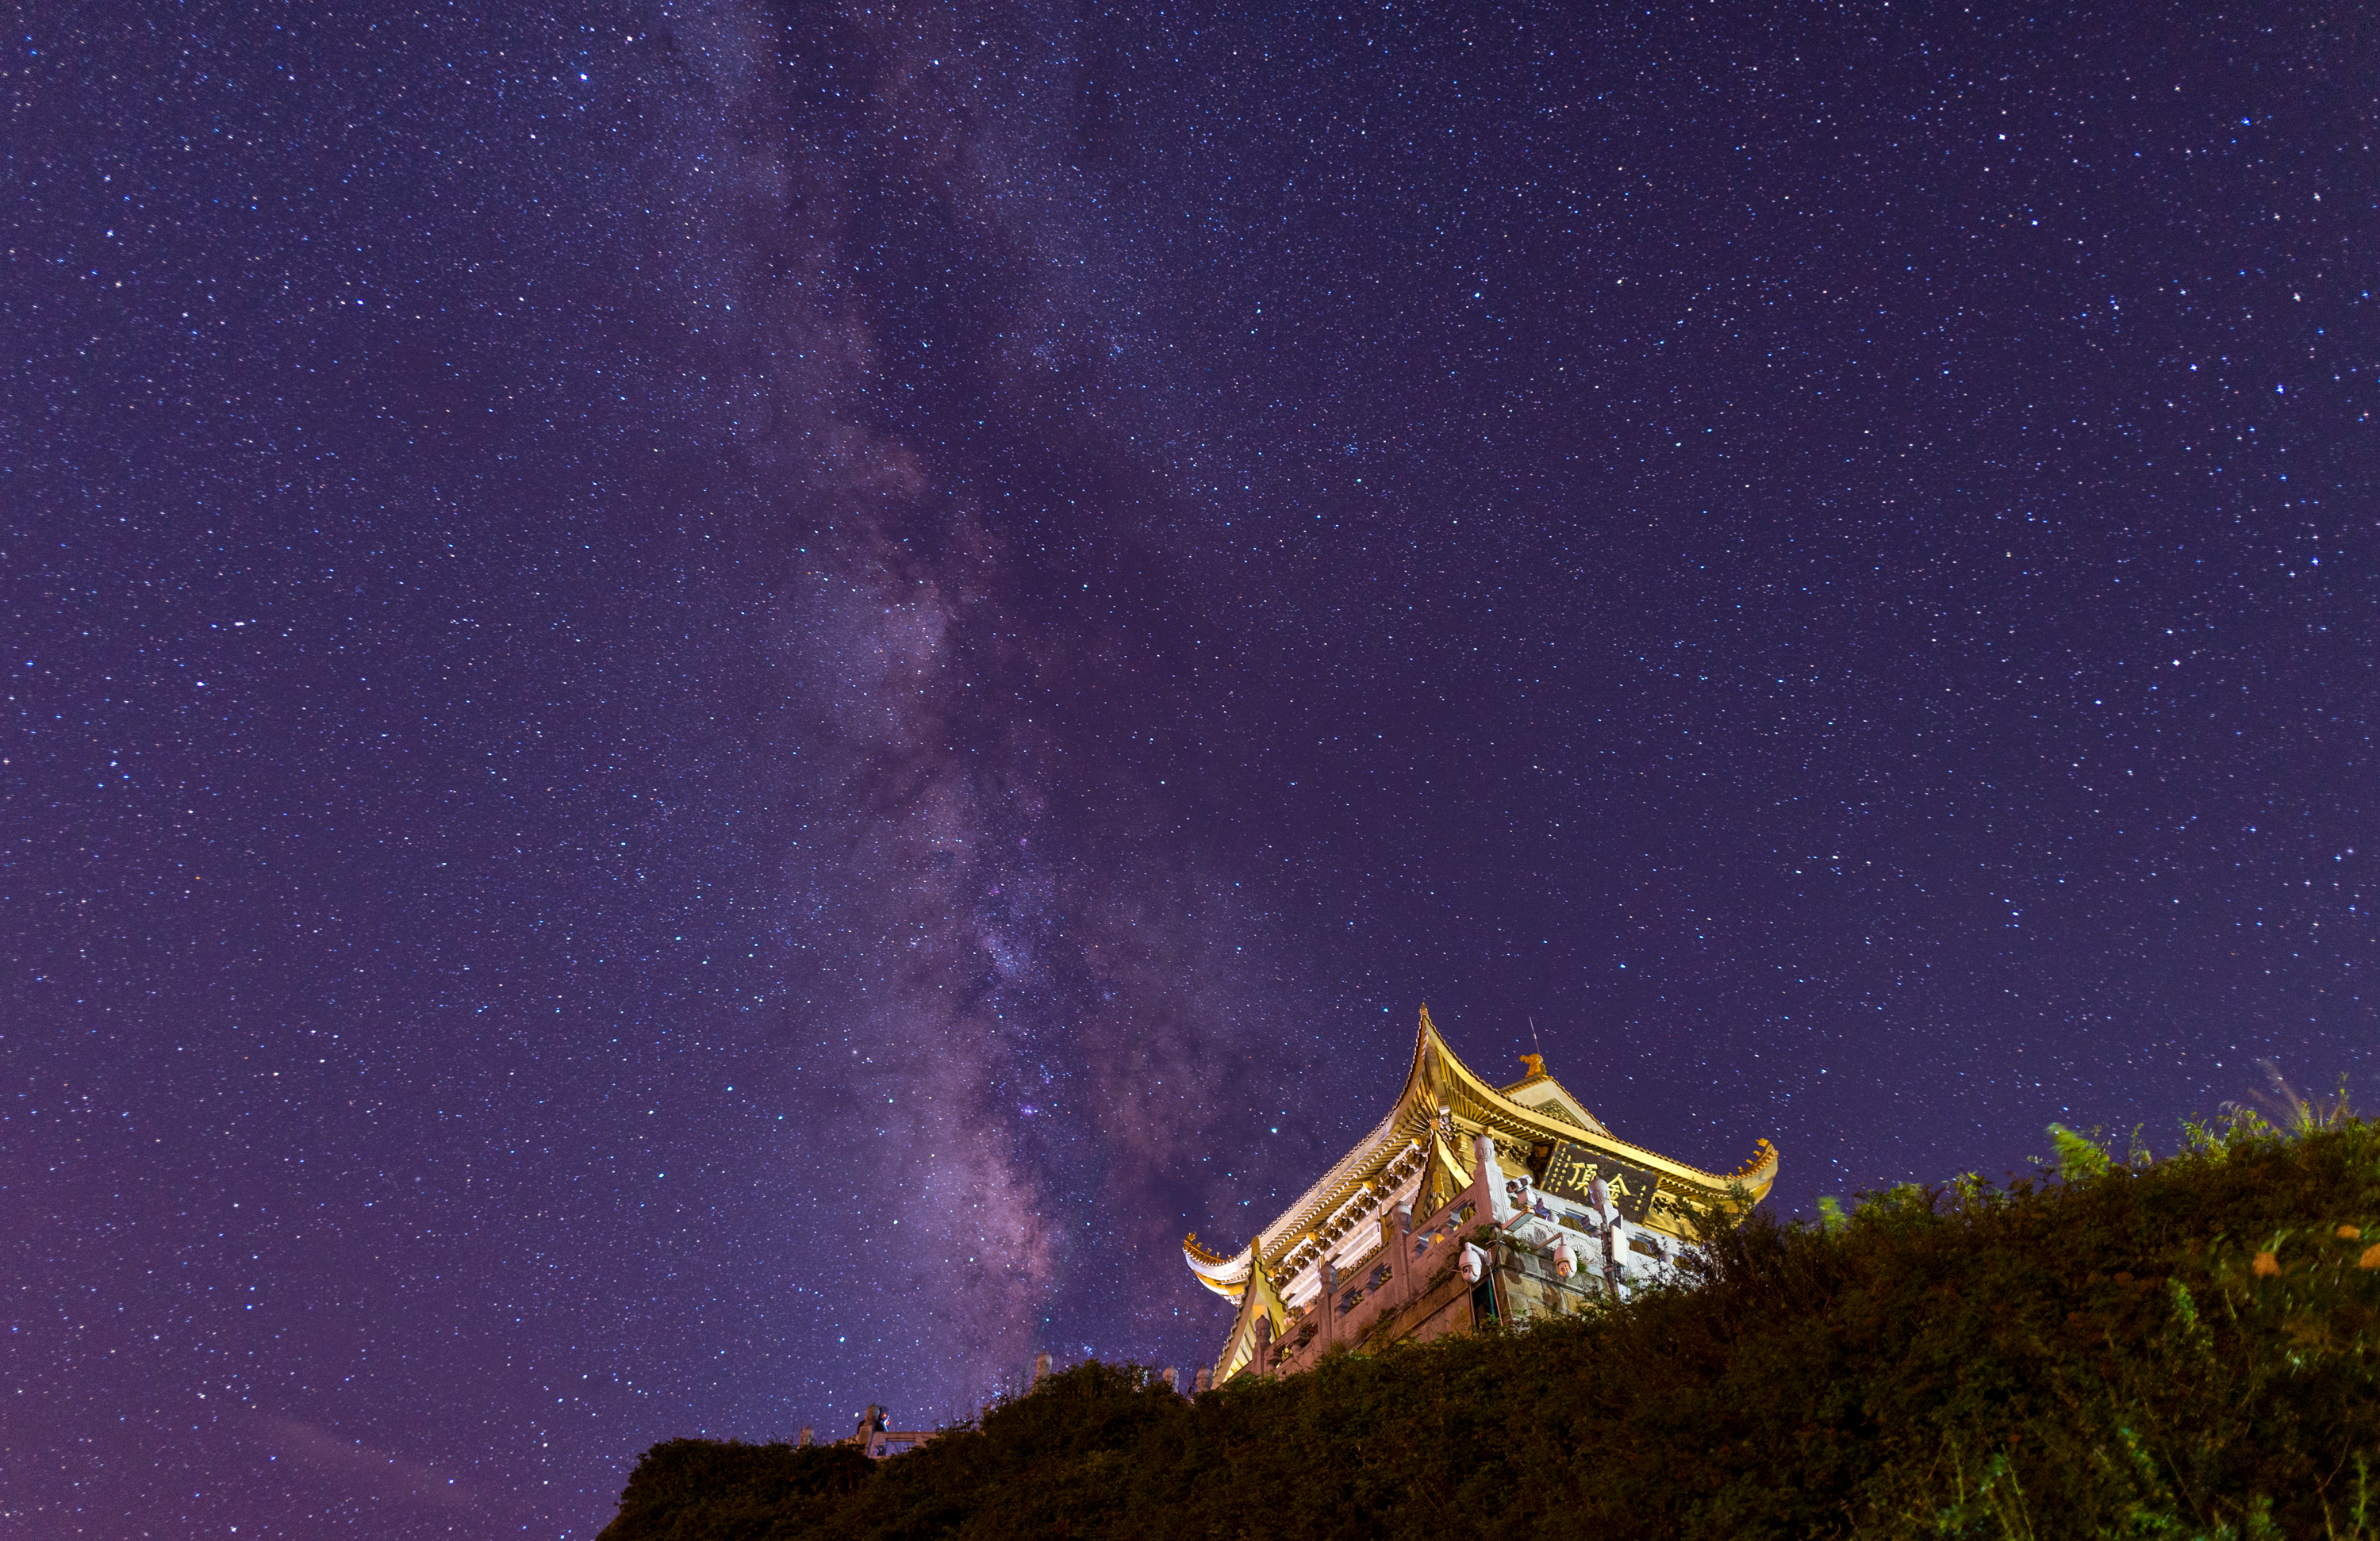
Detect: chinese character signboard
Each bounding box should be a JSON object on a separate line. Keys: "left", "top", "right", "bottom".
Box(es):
{"left": 1537, "top": 1141, "right": 1661, "bottom": 1223}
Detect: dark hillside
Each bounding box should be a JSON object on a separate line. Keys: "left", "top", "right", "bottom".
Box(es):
{"left": 600, "top": 1119, "right": 2380, "bottom": 1539}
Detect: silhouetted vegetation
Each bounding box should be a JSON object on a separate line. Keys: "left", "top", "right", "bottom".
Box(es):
{"left": 601, "top": 1115, "right": 2380, "bottom": 1539}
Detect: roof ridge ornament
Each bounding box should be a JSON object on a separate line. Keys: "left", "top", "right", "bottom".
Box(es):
{"left": 1731, "top": 1137, "right": 1781, "bottom": 1179}
{"left": 1416, "top": 1005, "right": 1443, "bottom": 1110}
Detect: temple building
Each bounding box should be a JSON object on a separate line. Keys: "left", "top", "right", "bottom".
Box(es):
{"left": 1184, "top": 1007, "right": 1779, "bottom": 1386}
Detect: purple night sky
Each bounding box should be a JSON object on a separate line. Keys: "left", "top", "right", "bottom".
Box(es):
{"left": 6, "top": 2, "right": 2372, "bottom": 1533}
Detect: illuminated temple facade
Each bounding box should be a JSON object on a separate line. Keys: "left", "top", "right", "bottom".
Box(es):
{"left": 1184, "top": 1008, "right": 1779, "bottom": 1386}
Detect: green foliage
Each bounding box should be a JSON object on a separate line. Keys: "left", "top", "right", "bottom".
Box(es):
{"left": 2047, "top": 1121, "right": 2112, "bottom": 1181}
{"left": 601, "top": 1119, "right": 2380, "bottom": 1541}
{"left": 601, "top": 1439, "right": 872, "bottom": 1539}
{"left": 2231, "top": 1063, "right": 2359, "bottom": 1138}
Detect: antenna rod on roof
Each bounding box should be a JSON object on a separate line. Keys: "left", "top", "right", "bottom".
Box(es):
{"left": 1529, "top": 1015, "right": 1542, "bottom": 1059}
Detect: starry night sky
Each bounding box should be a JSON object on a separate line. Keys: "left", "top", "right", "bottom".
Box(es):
{"left": 6, "top": 1, "right": 2374, "bottom": 1533}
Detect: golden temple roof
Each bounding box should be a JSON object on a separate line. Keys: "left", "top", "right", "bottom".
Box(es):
{"left": 1182, "top": 1006, "right": 1779, "bottom": 1301}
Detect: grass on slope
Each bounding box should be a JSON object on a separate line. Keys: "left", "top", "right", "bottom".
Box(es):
{"left": 601, "top": 1115, "right": 2380, "bottom": 1540}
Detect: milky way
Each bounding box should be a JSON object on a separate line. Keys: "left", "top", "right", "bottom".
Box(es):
{"left": 6, "top": 2, "right": 2374, "bottom": 1534}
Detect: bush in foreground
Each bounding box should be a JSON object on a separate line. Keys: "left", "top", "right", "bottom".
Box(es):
{"left": 601, "top": 1117, "right": 2380, "bottom": 1539}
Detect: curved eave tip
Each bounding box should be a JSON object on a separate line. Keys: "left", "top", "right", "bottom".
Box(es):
{"left": 1188, "top": 1268, "right": 1242, "bottom": 1300}
{"left": 1731, "top": 1138, "right": 1782, "bottom": 1204}
{"left": 1183, "top": 1235, "right": 1253, "bottom": 1298}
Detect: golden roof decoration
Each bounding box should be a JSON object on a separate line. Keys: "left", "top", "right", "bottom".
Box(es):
{"left": 1421, "top": 1127, "right": 1474, "bottom": 1217}
{"left": 1210, "top": 1236, "right": 1292, "bottom": 1385}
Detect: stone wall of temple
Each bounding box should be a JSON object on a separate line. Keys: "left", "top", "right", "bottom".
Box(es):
{"left": 1250, "top": 1129, "right": 1699, "bottom": 1380}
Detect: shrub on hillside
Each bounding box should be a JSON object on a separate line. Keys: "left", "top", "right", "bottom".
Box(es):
{"left": 601, "top": 1116, "right": 2380, "bottom": 1540}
